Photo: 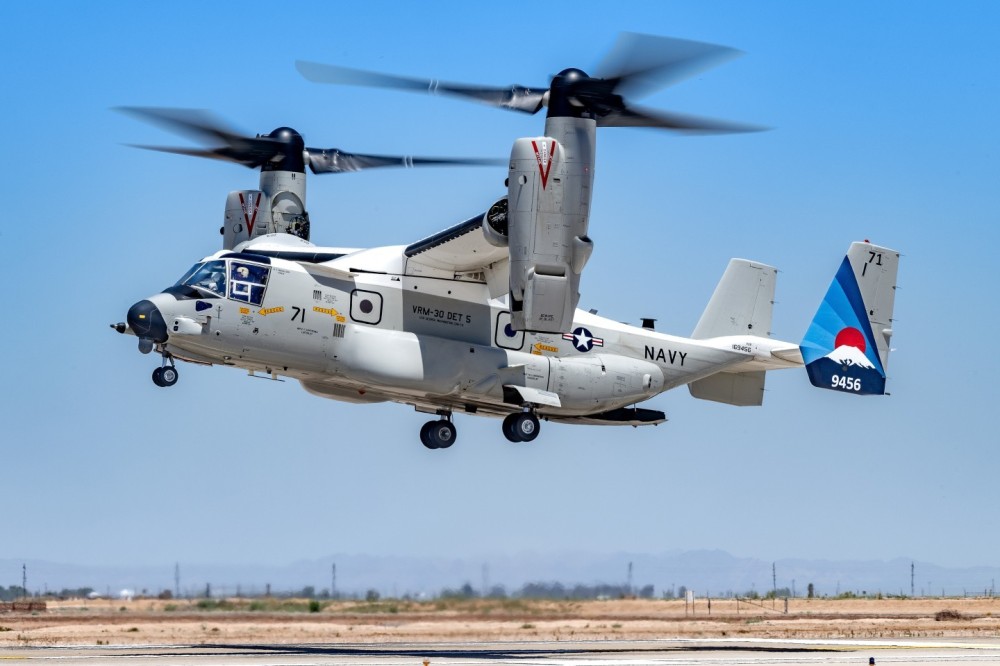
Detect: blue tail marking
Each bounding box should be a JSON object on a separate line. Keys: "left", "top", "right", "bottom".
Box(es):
{"left": 801, "top": 257, "right": 886, "bottom": 395}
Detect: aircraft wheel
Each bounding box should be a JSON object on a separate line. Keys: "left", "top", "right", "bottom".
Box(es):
{"left": 427, "top": 419, "right": 456, "bottom": 449}
{"left": 151, "top": 367, "right": 165, "bottom": 387}
{"left": 514, "top": 413, "right": 540, "bottom": 442}
{"left": 502, "top": 413, "right": 523, "bottom": 442}
{"left": 419, "top": 421, "right": 438, "bottom": 449}
{"left": 159, "top": 366, "right": 178, "bottom": 387}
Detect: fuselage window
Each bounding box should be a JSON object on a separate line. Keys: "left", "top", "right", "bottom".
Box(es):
{"left": 228, "top": 261, "right": 270, "bottom": 306}
{"left": 350, "top": 289, "right": 383, "bottom": 325}
{"left": 495, "top": 311, "right": 525, "bottom": 351}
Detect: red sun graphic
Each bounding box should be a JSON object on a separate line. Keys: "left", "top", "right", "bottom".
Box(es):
{"left": 835, "top": 327, "right": 866, "bottom": 352}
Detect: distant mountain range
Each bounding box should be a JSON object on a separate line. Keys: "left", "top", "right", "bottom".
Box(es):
{"left": 2, "top": 551, "right": 997, "bottom": 599}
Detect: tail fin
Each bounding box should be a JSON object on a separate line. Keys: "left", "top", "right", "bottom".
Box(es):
{"left": 692, "top": 259, "right": 777, "bottom": 339}
{"left": 689, "top": 259, "right": 776, "bottom": 406}
{"left": 801, "top": 242, "right": 899, "bottom": 395}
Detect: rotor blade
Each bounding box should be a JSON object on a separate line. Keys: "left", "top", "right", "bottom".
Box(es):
{"left": 296, "top": 61, "right": 547, "bottom": 114}
{"left": 116, "top": 107, "right": 250, "bottom": 147}
{"left": 597, "top": 104, "right": 767, "bottom": 134}
{"left": 126, "top": 144, "right": 272, "bottom": 168}
{"left": 594, "top": 33, "right": 742, "bottom": 100}
{"left": 307, "top": 148, "right": 506, "bottom": 174}
{"left": 118, "top": 107, "right": 295, "bottom": 166}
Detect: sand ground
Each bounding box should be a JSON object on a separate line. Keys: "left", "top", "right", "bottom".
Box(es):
{"left": 2, "top": 597, "right": 999, "bottom": 646}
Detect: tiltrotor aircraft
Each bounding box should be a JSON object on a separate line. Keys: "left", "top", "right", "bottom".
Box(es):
{"left": 112, "top": 34, "right": 899, "bottom": 449}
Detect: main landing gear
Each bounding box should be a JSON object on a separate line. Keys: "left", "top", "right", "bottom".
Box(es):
{"left": 502, "top": 410, "right": 540, "bottom": 443}
{"left": 151, "top": 354, "right": 178, "bottom": 388}
{"left": 418, "top": 409, "right": 542, "bottom": 448}
{"left": 420, "top": 416, "right": 457, "bottom": 450}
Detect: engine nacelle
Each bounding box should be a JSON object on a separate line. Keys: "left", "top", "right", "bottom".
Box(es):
{"left": 264, "top": 170, "right": 310, "bottom": 242}
{"left": 224, "top": 190, "right": 272, "bottom": 249}
{"left": 481, "top": 196, "right": 509, "bottom": 248}
{"left": 548, "top": 354, "right": 664, "bottom": 412}
{"left": 222, "top": 170, "right": 310, "bottom": 250}
{"left": 507, "top": 121, "right": 596, "bottom": 332}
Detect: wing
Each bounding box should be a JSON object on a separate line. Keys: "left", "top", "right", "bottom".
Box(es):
{"left": 403, "top": 202, "right": 510, "bottom": 298}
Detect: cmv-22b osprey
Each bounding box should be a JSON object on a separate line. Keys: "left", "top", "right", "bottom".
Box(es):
{"left": 113, "top": 34, "right": 900, "bottom": 449}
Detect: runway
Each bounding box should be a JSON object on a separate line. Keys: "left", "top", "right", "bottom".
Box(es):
{"left": 4, "top": 638, "right": 1000, "bottom": 666}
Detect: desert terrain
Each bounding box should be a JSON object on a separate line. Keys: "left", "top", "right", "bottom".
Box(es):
{"left": 2, "top": 597, "right": 1000, "bottom": 646}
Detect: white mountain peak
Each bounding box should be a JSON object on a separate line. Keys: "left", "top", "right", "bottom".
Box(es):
{"left": 826, "top": 344, "right": 875, "bottom": 369}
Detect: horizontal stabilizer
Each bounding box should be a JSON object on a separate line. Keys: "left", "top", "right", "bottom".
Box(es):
{"left": 688, "top": 371, "right": 765, "bottom": 406}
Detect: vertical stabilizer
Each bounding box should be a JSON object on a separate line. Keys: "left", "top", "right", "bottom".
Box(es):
{"left": 688, "top": 259, "right": 776, "bottom": 406}
{"left": 692, "top": 259, "right": 776, "bottom": 339}
{"left": 800, "top": 242, "right": 899, "bottom": 395}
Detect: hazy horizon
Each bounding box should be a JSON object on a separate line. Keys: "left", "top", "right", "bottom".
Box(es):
{"left": 5, "top": 549, "right": 998, "bottom": 600}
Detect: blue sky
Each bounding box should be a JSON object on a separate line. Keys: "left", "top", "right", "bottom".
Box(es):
{"left": 2, "top": 1, "right": 998, "bottom": 581}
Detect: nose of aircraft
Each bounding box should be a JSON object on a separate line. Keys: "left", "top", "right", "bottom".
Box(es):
{"left": 127, "top": 299, "right": 168, "bottom": 343}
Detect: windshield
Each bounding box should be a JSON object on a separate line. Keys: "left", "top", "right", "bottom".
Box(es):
{"left": 177, "top": 260, "right": 227, "bottom": 297}
{"left": 175, "top": 259, "right": 271, "bottom": 305}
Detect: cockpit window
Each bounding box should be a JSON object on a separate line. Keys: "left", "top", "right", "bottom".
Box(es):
{"left": 174, "top": 259, "right": 270, "bottom": 305}
{"left": 228, "top": 261, "right": 270, "bottom": 306}
{"left": 177, "top": 260, "right": 227, "bottom": 297}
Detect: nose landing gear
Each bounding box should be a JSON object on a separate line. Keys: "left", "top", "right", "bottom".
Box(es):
{"left": 420, "top": 415, "right": 457, "bottom": 450}
{"left": 151, "top": 354, "right": 178, "bottom": 387}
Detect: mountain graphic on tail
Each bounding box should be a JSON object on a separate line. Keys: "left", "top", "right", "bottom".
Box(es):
{"left": 801, "top": 243, "right": 898, "bottom": 395}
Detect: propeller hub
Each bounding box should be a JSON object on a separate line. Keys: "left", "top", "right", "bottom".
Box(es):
{"left": 554, "top": 67, "right": 589, "bottom": 83}
{"left": 267, "top": 126, "right": 304, "bottom": 144}
{"left": 548, "top": 68, "right": 602, "bottom": 120}
{"left": 263, "top": 127, "right": 306, "bottom": 173}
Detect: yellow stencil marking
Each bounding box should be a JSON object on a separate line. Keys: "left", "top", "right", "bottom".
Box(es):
{"left": 313, "top": 306, "right": 341, "bottom": 317}
{"left": 239, "top": 307, "right": 250, "bottom": 315}
{"left": 258, "top": 307, "right": 285, "bottom": 316}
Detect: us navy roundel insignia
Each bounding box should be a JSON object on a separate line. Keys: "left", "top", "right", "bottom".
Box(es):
{"left": 563, "top": 326, "right": 604, "bottom": 352}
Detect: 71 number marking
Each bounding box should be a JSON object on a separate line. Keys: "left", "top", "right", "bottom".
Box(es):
{"left": 862, "top": 251, "right": 883, "bottom": 277}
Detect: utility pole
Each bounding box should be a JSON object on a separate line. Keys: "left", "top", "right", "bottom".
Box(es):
{"left": 22, "top": 563, "right": 27, "bottom": 600}
{"left": 482, "top": 563, "right": 489, "bottom": 598}
{"left": 332, "top": 563, "right": 337, "bottom": 599}
{"left": 627, "top": 562, "right": 633, "bottom": 596}
{"left": 175, "top": 563, "right": 180, "bottom": 599}
{"left": 772, "top": 563, "right": 777, "bottom": 597}
{"left": 911, "top": 562, "right": 915, "bottom": 598}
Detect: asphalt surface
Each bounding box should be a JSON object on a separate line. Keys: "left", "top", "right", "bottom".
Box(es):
{"left": 4, "top": 638, "right": 1000, "bottom": 665}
